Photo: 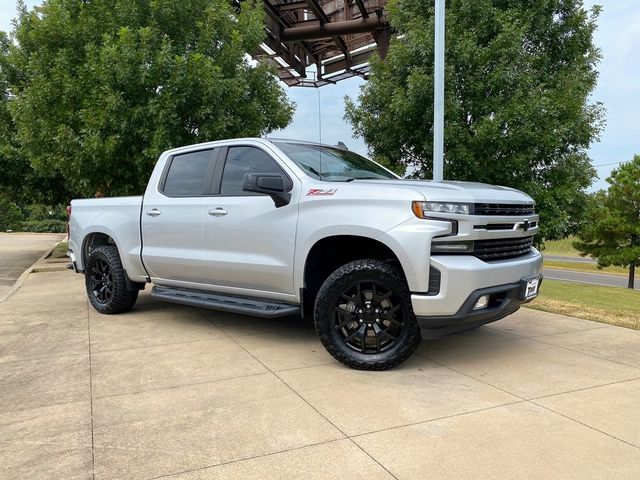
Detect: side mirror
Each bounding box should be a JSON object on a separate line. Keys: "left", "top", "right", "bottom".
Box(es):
{"left": 242, "top": 173, "right": 292, "bottom": 207}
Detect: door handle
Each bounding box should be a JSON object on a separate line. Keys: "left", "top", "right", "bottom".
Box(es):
{"left": 146, "top": 208, "right": 161, "bottom": 217}
{"left": 208, "top": 207, "right": 228, "bottom": 217}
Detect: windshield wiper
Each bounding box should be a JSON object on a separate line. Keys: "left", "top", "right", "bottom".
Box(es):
{"left": 323, "top": 176, "right": 355, "bottom": 182}
{"left": 306, "top": 165, "right": 323, "bottom": 179}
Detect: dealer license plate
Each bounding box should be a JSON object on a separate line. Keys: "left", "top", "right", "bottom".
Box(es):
{"left": 524, "top": 277, "right": 540, "bottom": 299}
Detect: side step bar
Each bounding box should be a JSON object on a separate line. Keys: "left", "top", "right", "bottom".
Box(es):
{"left": 151, "top": 286, "right": 300, "bottom": 318}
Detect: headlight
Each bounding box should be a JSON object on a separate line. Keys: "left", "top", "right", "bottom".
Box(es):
{"left": 412, "top": 201, "right": 471, "bottom": 218}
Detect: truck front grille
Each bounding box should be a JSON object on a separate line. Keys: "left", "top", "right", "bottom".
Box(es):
{"left": 474, "top": 203, "right": 535, "bottom": 216}
{"left": 473, "top": 236, "right": 534, "bottom": 261}
{"left": 473, "top": 221, "right": 538, "bottom": 231}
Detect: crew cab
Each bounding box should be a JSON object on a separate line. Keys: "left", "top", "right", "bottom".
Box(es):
{"left": 68, "top": 138, "right": 542, "bottom": 369}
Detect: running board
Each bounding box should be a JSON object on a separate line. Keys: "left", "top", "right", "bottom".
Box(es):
{"left": 151, "top": 286, "right": 300, "bottom": 318}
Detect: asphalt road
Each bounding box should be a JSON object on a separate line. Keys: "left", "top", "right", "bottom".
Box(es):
{"left": 0, "top": 232, "right": 65, "bottom": 301}
{"left": 543, "top": 267, "right": 638, "bottom": 290}
{"left": 544, "top": 254, "right": 597, "bottom": 264}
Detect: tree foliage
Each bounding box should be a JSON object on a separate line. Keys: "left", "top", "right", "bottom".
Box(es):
{"left": 574, "top": 156, "right": 640, "bottom": 289}
{"left": 345, "top": 0, "right": 604, "bottom": 241}
{"left": 5, "top": 0, "right": 294, "bottom": 198}
{"left": 1, "top": 31, "right": 69, "bottom": 206}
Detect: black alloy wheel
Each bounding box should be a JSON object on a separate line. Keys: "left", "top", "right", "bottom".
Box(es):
{"left": 89, "top": 258, "right": 114, "bottom": 304}
{"left": 334, "top": 281, "right": 407, "bottom": 354}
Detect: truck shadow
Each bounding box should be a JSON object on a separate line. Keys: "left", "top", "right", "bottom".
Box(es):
{"left": 128, "top": 292, "right": 517, "bottom": 371}
{"left": 132, "top": 291, "right": 317, "bottom": 336}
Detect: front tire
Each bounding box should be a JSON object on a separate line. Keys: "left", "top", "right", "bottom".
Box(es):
{"left": 314, "top": 259, "right": 421, "bottom": 370}
{"left": 85, "top": 245, "right": 138, "bottom": 314}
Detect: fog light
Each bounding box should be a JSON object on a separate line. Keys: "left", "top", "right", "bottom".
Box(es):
{"left": 473, "top": 295, "right": 490, "bottom": 310}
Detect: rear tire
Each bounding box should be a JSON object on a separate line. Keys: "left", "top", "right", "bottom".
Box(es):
{"left": 314, "top": 259, "right": 421, "bottom": 370}
{"left": 85, "top": 245, "right": 138, "bottom": 314}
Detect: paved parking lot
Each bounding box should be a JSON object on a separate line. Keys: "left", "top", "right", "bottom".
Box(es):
{"left": 0, "top": 233, "right": 66, "bottom": 301}
{"left": 1, "top": 270, "right": 640, "bottom": 479}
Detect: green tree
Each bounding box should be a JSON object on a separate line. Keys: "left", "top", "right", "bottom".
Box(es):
{"left": 1, "top": 31, "right": 70, "bottom": 207}
{"left": 345, "top": 0, "right": 604, "bottom": 241}
{"left": 7, "top": 0, "right": 293, "bottom": 198}
{"left": 574, "top": 156, "right": 640, "bottom": 289}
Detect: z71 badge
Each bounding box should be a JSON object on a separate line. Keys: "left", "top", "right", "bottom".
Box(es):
{"left": 307, "top": 188, "right": 337, "bottom": 196}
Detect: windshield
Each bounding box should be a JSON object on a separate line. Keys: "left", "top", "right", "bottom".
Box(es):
{"left": 274, "top": 141, "right": 398, "bottom": 182}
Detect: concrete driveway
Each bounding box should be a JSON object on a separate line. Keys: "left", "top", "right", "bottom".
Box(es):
{"left": 0, "top": 233, "right": 66, "bottom": 301}
{"left": 1, "top": 271, "right": 640, "bottom": 479}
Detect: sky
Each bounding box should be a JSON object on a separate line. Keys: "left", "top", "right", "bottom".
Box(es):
{"left": 1, "top": 1, "right": 637, "bottom": 191}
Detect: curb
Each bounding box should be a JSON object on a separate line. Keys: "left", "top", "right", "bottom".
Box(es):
{"left": 0, "top": 238, "right": 66, "bottom": 304}
{"left": 32, "top": 266, "right": 69, "bottom": 273}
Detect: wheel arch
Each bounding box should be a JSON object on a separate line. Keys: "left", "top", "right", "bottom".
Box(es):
{"left": 300, "top": 234, "right": 407, "bottom": 317}
{"left": 82, "top": 233, "right": 145, "bottom": 292}
{"left": 81, "top": 231, "right": 119, "bottom": 269}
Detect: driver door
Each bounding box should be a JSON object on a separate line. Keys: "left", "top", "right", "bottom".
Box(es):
{"left": 203, "top": 145, "right": 300, "bottom": 295}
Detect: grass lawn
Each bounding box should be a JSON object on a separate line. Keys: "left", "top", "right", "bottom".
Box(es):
{"left": 544, "top": 259, "right": 638, "bottom": 278}
{"left": 541, "top": 236, "right": 583, "bottom": 257}
{"left": 525, "top": 279, "right": 640, "bottom": 330}
{"left": 48, "top": 240, "right": 69, "bottom": 259}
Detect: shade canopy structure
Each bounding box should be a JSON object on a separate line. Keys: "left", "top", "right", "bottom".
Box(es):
{"left": 242, "top": 0, "right": 445, "bottom": 181}
{"left": 239, "top": 0, "right": 391, "bottom": 87}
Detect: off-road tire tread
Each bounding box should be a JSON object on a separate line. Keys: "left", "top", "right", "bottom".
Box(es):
{"left": 314, "top": 259, "right": 421, "bottom": 370}
{"left": 86, "top": 245, "right": 138, "bottom": 314}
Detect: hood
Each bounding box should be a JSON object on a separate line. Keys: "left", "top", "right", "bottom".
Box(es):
{"left": 351, "top": 179, "right": 535, "bottom": 204}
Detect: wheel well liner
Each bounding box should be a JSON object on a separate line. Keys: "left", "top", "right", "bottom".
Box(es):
{"left": 82, "top": 232, "right": 116, "bottom": 267}
{"left": 302, "top": 235, "right": 406, "bottom": 316}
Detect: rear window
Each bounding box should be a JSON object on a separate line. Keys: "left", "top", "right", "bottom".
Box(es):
{"left": 163, "top": 150, "right": 214, "bottom": 196}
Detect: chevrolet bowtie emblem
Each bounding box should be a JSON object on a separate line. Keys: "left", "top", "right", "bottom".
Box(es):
{"left": 514, "top": 219, "right": 530, "bottom": 232}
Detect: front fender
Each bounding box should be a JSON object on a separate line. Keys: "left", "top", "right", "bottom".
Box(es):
{"left": 378, "top": 217, "right": 453, "bottom": 292}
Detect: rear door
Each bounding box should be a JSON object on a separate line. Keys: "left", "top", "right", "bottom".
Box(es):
{"left": 203, "top": 145, "right": 300, "bottom": 295}
{"left": 141, "top": 148, "right": 219, "bottom": 283}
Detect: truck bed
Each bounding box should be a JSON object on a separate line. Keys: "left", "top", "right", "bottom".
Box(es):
{"left": 69, "top": 196, "right": 147, "bottom": 281}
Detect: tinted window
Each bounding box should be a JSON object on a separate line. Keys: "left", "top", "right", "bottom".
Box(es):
{"left": 163, "top": 150, "right": 213, "bottom": 196}
{"left": 220, "top": 147, "right": 283, "bottom": 195}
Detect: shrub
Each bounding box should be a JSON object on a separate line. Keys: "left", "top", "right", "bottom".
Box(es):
{"left": 23, "top": 203, "right": 68, "bottom": 221}
{"left": 19, "top": 219, "right": 67, "bottom": 233}
{"left": 0, "top": 198, "right": 70, "bottom": 232}
{"left": 0, "top": 196, "right": 24, "bottom": 231}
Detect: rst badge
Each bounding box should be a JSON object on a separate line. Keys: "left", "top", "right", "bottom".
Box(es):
{"left": 307, "top": 188, "right": 337, "bottom": 196}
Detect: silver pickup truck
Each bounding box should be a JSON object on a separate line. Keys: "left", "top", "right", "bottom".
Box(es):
{"left": 68, "top": 138, "right": 542, "bottom": 369}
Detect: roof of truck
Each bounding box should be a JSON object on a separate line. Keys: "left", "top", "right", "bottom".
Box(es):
{"left": 163, "top": 137, "right": 348, "bottom": 156}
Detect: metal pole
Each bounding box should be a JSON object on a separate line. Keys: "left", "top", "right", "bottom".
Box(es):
{"left": 433, "top": 0, "right": 445, "bottom": 181}
{"left": 317, "top": 77, "right": 322, "bottom": 145}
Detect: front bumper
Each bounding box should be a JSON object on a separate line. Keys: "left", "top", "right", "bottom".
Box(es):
{"left": 411, "top": 248, "right": 542, "bottom": 337}
{"left": 416, "top": 278, "right": 542, "bottom": 338}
